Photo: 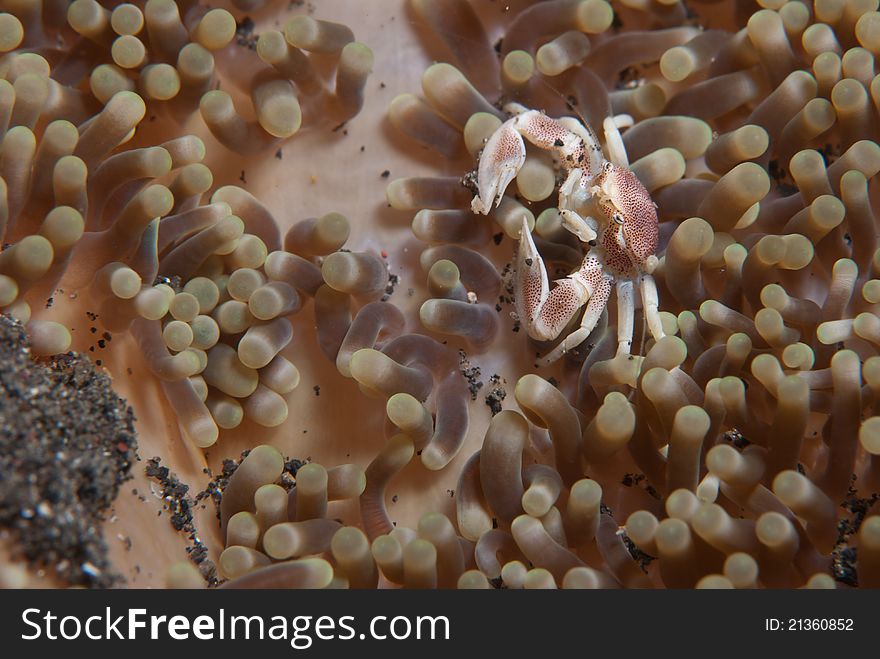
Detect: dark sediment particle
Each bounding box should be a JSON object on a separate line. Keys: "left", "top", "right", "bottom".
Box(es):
{"left": 235, "top": 16, "right": 257, "bottom": 50}
{"left": 145, "top": 456, "right": 217, "bottom": 585}
{"left": 0, "top": 314, "right": 137, "bottom": 588}
{"left": 458, "top": 349, "right": 483, "bottom": 400}
{"left": 485, "top": 389, "right": 505, "bottom": 415}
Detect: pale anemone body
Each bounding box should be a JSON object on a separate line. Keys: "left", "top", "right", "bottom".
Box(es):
{"left": 0, "top": 0, "right": 878, "bottom": 590}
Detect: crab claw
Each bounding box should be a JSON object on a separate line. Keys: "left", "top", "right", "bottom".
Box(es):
{"left": 515, "top": 215, "right": 550, "bottom": 334}
{"left": 471, "top": 119, "right": 525, "bottom": 215}
{"left": 559, "top": 210, "right": 598, "bottom": 244}
{"left": 515, "top": 214, "right": 612, "bottom": 363}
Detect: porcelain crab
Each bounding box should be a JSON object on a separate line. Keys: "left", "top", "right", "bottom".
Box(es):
{"left": 471, "top": 104, "right": 665, "bottom": 364}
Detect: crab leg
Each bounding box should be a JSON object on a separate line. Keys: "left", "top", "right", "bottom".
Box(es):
{"left": 616, "top": 279, "right": 635, "bottom": 356}
{"left": 640, "top": 273, "right": 666, "bottom": 343}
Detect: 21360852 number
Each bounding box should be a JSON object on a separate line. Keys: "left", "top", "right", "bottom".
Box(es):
{"left": 765, "top": 619, "right": 855, "bottom": 631}
{"left": 788, "top": 619, "right": 854, "bottom": 631}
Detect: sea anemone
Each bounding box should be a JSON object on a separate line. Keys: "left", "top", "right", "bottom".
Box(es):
{"left": 0, "top": 0, "right": 878, "bottom": 590}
